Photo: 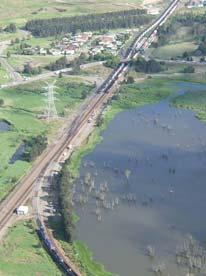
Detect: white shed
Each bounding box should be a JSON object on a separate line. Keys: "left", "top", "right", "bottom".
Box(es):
{"left": 16, "top": 205, "right": 29, "bottom": 215}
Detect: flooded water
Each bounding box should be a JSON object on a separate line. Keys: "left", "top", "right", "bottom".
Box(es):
{"left": 74, "top": 82, "right": 206, "bottom": 276}
{"left": 9, "top": 143, "right": 25, "bottom": 164}
{"left": 0, "top": 120, "right": 11, "bottom": 132}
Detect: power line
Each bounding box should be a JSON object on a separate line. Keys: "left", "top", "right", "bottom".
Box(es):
{"left": 43, "top": 81, "right": 58, "bottom": 121}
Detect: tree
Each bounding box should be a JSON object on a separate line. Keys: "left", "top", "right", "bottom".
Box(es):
{"left": 23, "top": 64, "right": 42, "bottom": 75}
{"left": 7, "top": 51, "right": 11, "bottom": 58}
{"left": 0, "top": 99, "right": 4, "bottom": 106}
{"left": 15, "top": 38, "right": 20, "bottom": 44}
{"left": 182, "top": 51, "right": 189, "bottom": 59}
{"left": 23, "top": 63, "right": 33, "bottom": 74}
{"left": 81, "top": 89, "right": 88, "bottom": 99}
{"left": 23, "top": 135, "right": 47, "bottom": 162}
{"left": 146, "top": 59, "right": 162, "bottom": 73}
{"left": 183, "top": 65, "right": 195, "bottom": 73}
{"left": 126, "top": 76, "right": 134, "bottom": 84}
{"left": 134, "top": 56, "right": 147, "bottom": 72}
{"left": 134, "top": 57, "right": 162, "bottom": 73}
{"left": 105, "top": 55, "right": 120, "bottom": 69}
{"left": 5, "top": 23, "right": 17, "bottom": 33}
{"left": 46, "top": 56, "right": 68, "bottom": 71}
{"left": 25, "top": 9, "right": 151, "bottom": 37}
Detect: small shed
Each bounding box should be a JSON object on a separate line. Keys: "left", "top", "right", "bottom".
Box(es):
{"left": 16, "top": 205, "right": 29, "bottom": 215}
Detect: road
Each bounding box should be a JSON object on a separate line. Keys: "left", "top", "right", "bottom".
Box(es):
{"left": 0, "top": 40, "right": 23, "bottom": 82}
{"left": 0, "top": 0, "right": 180, "bottom": 275}
{"left": 155, "top": 58, "right": 206, "bottom": 66}
{"left": 0, "top": 64, "right": 107, "bottom": 89}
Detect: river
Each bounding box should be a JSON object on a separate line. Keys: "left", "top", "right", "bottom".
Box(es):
{"left": 74, "top": 82, "right": 206, "bottom": 276}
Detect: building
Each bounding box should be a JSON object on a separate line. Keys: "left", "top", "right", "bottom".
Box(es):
{"left": 187, "top": 0, "right": 206, "bottom": 8}
{"left": 98, "top": 35, "right": 115, "bottom": 46}
{"left": 39, "top": 48, "right": 47, "bottom": 55}
{"left": 16, "top": 205, "right": 29, "bottom": 215}
{"left": 64, "top": 45, "right": 76, "bottom": 55}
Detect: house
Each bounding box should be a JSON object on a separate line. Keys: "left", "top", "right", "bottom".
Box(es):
{"left": 187, "top": 0, "right": 206, "bottom": 8}
{"left": 90, "top": 46, "right": 104, "bottom": 55}
{"left": 16, "top": 205, "right": 29, "bottom": 215}
{"left": 39, "top": 48, "right": 47, "bottom": 55}
{"left": 49, "top": 49, "right": 62, "bottom": 55}
{"left": 98, "top": 35, "right": 115, "bottom": 46}
{"left": 62, "top": 37, "right": 70, "bottom": 44}
{"left": 64, "top": 45, "right": 76, "bottom": 55}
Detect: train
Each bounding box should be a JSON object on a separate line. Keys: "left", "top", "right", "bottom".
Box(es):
{"left": 96, "top": 0, "right": 180, "bottom": 95}
{"left": 36, "top": 219, "right": 77, "bottom": 276}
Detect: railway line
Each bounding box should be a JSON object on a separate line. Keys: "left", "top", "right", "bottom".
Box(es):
{"left": 0, "top": 0, "right": 180, "bottom": 275}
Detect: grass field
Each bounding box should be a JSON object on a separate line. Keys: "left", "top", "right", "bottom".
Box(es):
{"left": 172, "top": 89, "right": 206, "bottom": 122}
{"left": 0, "top": 0, "right": 147, "bottom": 26}
{"left": 149, "top": 41, "right": 198, "bottom": 59}
{"left": 8, "top": 55, "right": 60, "bottom": 70}
{"left": 0, "top": 220, "right": 61, "bottom": 276}
{"left": 0, "top": 66, "right": 10, "bottom": 85}
{"left": 0, "top": 77, "right": 93, "bottom": 201}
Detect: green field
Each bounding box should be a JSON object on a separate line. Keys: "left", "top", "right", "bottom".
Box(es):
{"left": 8, "top": 55, "right": 60, "bottom": 71}
{"left": 0, "top": 77, "right": 93, "bottom": 201}
{"left": 149, "top": 41, "right": 198, "bottom": 59}
{"left": 0, "top": 0, "right": 145, "bottom": 26}
{"left": 0, "top": 66, "right": 10, "bottom": 85}
{"left": 0, "top": 220, "right": 61, "bottom": 276}
{"left": 172, "top": 89, "right": 206, "bottom": 122}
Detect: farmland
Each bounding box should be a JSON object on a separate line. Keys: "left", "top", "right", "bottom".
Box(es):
{"left": 0, "top": 0, "right": 165, "bottom": 26}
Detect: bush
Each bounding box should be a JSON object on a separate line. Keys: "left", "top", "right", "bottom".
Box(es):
{"left": 133, "top": 57, "right": 162, "bottom": 73}
{"left": 46, "top": 56, "right": 68, "bottom": 71}
{"left": 4, "top": 23, "right": 17, "bottom": 33}
{"left": 0, "top": 99, "right": 4, "bottom": 107}
{"left": 23, "top": 135, "right": 47, "bottom": 162}
{"left": 183, "top": 65, "right": 195, "bottom": 73}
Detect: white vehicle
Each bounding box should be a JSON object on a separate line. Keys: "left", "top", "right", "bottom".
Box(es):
{"left": 67, "top": 144, "right": 73, "bottom": 150}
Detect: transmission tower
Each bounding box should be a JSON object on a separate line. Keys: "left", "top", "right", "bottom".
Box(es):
{"left": 43, "top": 81, "right": 58, "bottom": 121}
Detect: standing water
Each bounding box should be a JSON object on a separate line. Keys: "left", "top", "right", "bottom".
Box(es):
{"left": 74, "top": 82, "right": 206, "bottom": 276}
{"left": 0, "top": 120, "right": 11, "bottom": 132}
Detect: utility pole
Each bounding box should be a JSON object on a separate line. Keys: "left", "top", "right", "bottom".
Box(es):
{"left": 43, "top": 81, "right": 58, "bottom": 121}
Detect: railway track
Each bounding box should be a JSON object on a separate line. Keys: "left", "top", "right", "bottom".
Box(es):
{"left": 0, "top": 0, "right": 180, "bottom": 274}
{"left": 0, "top": 88, "right": 114, "bottom": 275}
{"left": 0, "top": 91, "right": 109, "bottom": 228}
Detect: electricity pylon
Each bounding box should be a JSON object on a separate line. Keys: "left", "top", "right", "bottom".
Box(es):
{"left": 43, "top": 81, "right": 58, "bottom": 121}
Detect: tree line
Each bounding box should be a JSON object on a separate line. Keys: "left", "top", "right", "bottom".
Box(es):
{"left": 58, "top": 161, "right": 75, "bottom": 242}
{"left": 131, "top": 56, "right": 163, "bottom": 73}
{"left": 25, "top": 9, "right": 152, "bottom": 37}
{"left": 156, "top": 12, "right": 206, "bottom": 48}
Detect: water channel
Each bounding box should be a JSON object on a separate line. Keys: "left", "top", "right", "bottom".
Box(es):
{"left": 74, "top": 82, "right": 206, "bottom": 276}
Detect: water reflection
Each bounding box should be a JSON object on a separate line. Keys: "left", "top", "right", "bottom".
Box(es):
{"left": 74, "top": 82, "right": 206, "bottom": 276}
